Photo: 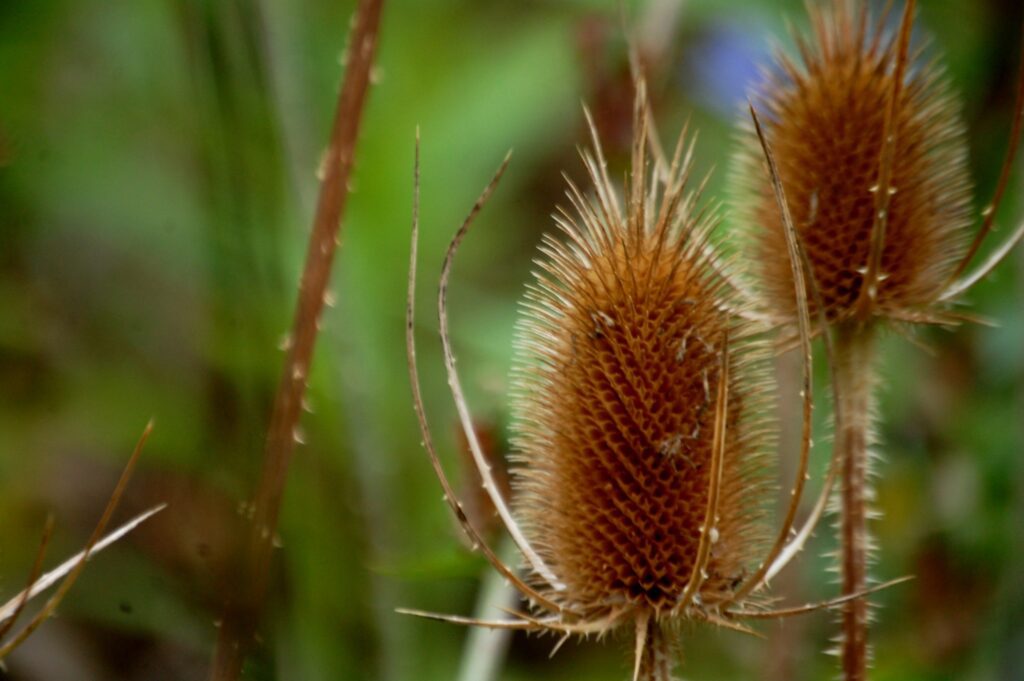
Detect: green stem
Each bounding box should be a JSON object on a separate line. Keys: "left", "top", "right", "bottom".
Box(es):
{"left": 456, "top": 540, "right": 517, "bottom": 681}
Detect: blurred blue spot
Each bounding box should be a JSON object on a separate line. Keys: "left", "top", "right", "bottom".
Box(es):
{"left": 682, "top": 21, "right": 771, "bottom": 115}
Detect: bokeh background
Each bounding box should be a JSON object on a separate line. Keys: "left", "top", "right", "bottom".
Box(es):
{"left": 1, "top": 0, "right": 1022, "bottom": 679}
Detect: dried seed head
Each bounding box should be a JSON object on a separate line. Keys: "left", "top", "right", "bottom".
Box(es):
{"left": 734, "top": 1, "right": 974, "bottom": 325}
{"left": 509, "top": 103, "right": 777, "bottom": 617}
{"left": 404, "top": 86, "right": 844, "bottom": 680}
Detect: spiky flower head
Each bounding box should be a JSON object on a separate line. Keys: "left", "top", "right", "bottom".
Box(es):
{"left": 508, "top": 96, "right": 779, "bottom": 639}
{"left": 405, "top": 83, "right": 835, "bottom": 681}
{"left": 734, "top": 0, "right": 974, "bottom": 327}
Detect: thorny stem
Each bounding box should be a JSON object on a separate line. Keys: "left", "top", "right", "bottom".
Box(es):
{"left": 835, "top": 323, "right": 878, "bottom": 681}
{"left": 208, "top": 1, "right": 384, "bottom": 679}
{"left": 635, "top": 616, "right": 675, "bottom": 681}
{"left": 858, "top": 0, "right": 915, "bottom": 319}
{"left": 948, "top": 17, "right": 1024, "bottom": 284}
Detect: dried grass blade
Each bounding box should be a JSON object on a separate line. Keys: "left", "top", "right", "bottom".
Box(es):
{"left": 0, "top": 422, "right": 157, "bottom": 659}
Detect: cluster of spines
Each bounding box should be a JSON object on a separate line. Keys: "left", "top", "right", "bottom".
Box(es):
{"left": 508, "top": 119, "right": 778, "bottom": 617}
{"left": 731, "top": 0, "right": 974, "bottom": 326}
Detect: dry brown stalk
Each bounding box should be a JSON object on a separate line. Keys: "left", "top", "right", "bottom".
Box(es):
{"left": 834, "top": 322, "right": 876, "bottom": 678}
{"left": 735, "top": 1, "right": 1024, "bottom": 679}
{"left": 0, "top": 518, "right": 53, "bottom": 650}
{"left": 0, "top": 422, "right": 161, "bottom": 660}
{"left": 207, "top": 1, "right": 384, "bottom": 678}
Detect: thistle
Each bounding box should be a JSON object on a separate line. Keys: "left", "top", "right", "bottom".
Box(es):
{"left": 402, "top": 84, "right": 891, "bottom": 680}
{"left": 733, "top": 1, "right": 1024, "bottom": 678}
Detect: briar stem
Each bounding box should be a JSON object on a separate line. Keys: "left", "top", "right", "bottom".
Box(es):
{"left": 207, "top": 1, "right": 383, "bottom": 678}
{"left": 835, "top": 323, "right": 878, "bottom": 681}
{"left": 637, "top": 618, "right": 675, "bottom": 681}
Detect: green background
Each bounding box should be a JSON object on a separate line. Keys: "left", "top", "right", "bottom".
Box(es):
{"left": 0, "top": 0, "right": 1021, "bottom": 679}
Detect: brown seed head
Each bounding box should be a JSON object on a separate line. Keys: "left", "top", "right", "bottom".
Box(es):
{"left": 509, "top": 109, "right": 777, "bottom": 617}
{"left": 734, "top": 1, "right": 974, "bottom": 325}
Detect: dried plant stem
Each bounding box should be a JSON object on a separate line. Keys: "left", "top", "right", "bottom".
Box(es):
{"left": 835, "top": 323, "right": 878, "bottom": 681}
{"left": 0, "top": 517, "right": 53, "bottom": 644}
{"left": 948, "top": 23, "right": 1024, "bottom": 284}
{"left": 634, "top": 617, "right": 674, "bottom": 681}
{"left": 208, "top": 1, "right": 383, "bottom": 679}
{"left": 0, "top": 423, "right": 158, "bottom": 660}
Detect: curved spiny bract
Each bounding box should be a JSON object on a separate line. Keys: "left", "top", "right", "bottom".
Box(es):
{"left": 732, "top": 4, "right": 979, "bottom": 680}
{"left": 509, "top": 107, "right": 777, "bottom": 630}
{"left": 405, "top": 86, "right": 837, "bottom": 681}
{"left": 733, "top": 1, "right": 973, "bottom": 327}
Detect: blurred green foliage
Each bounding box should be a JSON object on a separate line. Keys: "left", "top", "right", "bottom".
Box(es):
{"left": 1, "top": 0, "right": 1022, "bottom": 679}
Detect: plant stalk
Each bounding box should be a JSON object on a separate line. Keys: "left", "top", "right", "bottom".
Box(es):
{"left": 637, "top": 617, "right": 675, "bottom": 681}
{"left": 208, "top": 1, "right": 384, "bottom": 679}
{"left": 835, "top": 322, "right": 878, "bottom": 681}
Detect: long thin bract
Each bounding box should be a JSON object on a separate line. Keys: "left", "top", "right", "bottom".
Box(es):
{"left": 436, "top": 153, "right": 566, "bottom": 591}
{"left": 405, "top": 139, "right": 565, "bottom": 613}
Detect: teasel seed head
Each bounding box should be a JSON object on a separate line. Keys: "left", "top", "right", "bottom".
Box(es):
{"left": 404, "top": 83, "right": 875, "bottom": 681}
{"left": 733, "top": 0, "right": 974, "bottom": 327}
{"left": 508, "top": 95, "right": 778, "bottom": 619}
